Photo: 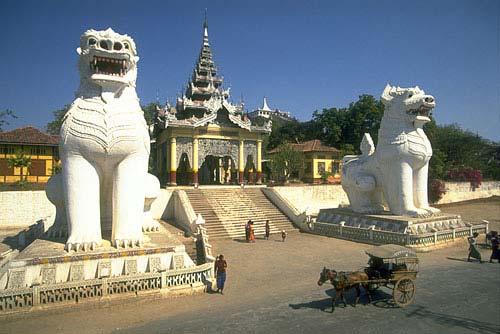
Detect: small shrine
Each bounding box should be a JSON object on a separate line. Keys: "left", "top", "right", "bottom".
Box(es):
{"left": 154, "top": 18, "right": 271, "bottom": 186}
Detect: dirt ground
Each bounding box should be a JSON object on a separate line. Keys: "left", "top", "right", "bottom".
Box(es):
{"left": 1, "top": 197, "right": 499, "bottom": 334}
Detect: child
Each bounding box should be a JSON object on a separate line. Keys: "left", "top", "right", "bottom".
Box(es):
{"left": 265, "top": 220, "right": 270, "bottom": 240}
{"left": 281, "top": 230, "right": 287, "bottom": 242}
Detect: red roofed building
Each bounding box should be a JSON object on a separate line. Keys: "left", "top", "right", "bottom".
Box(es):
{"left": 267, "top": 140, "right": 343, "bottom": 184}
{"left": 0, "top": 126, "right": 60, "bottom": 184}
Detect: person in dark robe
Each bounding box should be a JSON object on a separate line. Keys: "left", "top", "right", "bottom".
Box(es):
{"left": 245, "top": 220, "right": 251, "bottom": 242}
{"left": 265, "top": 220, "right": 270, "bottom": 240}
{"left": 467, "top": 232, "right": 483, "bottom": 263}
{"left": 489, "top": 231, "right": 499, "bottom": 263}
{"left": 214, "top": 254, "right": 228, "bottom": 294}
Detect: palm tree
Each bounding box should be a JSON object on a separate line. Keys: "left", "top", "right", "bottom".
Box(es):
{"left": 8, "top": 153, "right": 32, "bottom": 183}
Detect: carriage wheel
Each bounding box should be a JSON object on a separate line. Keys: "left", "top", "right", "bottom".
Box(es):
{"left": 393, "top": 277, "right": 416, "bottom": 307}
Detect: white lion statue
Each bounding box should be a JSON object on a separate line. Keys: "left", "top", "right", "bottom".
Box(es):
{"left": 341, "top": 84, "right": 440, "bottom": 218}
{"left": 47, "top": 28, "right": 155, "bottom": 251}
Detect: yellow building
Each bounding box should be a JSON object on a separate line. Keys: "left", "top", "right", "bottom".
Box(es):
{"left": 268, "top": 140, "right": 342, "bottom": 184}
{"left": 154, "top": 19, "right": 270, "bottom": 186}
{"left": 0, "top": 126, "right": 60, "bottom": 184}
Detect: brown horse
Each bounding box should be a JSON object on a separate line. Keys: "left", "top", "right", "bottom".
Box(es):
{"left": 317, "top": 267, "right": 372, "bottom": 312}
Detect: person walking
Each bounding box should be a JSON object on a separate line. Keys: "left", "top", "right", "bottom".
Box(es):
{"left": 249, "top": 221, "right": 256, "bottom": 243}
{"left": 467, "top": 232, "right": 483, "bottom": 263}
{"left": 214, "top": 254, "right": 228, "bottom": 294}
{"left": 489, "top": 231, "right": 499, "bottom": 263}
{"left": 281, "top": 230, "right": 287, "bottom": 242}
{"left": 245, "top": 220, "right": 251, "bottom": 242}
{"left": 265, "top": 220, "right": 270, "bottom": 240}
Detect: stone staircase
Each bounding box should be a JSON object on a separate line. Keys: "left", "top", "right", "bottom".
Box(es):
{"left": 184, "top": 188, "right": 296, "bottom": 239}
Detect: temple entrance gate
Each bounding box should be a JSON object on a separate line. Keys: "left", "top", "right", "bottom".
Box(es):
{"left": 177, "top": 153, "right": 191, "bottom": 185}
{"left": 199, "top": 155, "right": 236, "bottom": 185}
{"left": 244, "top": 154, "right": 256, "bottom": 184}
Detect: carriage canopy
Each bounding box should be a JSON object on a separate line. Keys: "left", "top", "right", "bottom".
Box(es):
{"left": 365, "top": 244, "right": 418, "bottom": 263}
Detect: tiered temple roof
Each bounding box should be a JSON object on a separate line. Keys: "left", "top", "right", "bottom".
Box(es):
{"left": 155, "top": 18, "right": 271, "bottom": 134}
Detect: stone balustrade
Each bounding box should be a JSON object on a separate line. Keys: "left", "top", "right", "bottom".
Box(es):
{"left": 0, "top": 262, "right": 213, "bottom": 313}
{"left": 309, "top": 221, "right": 488, "bottom": 250}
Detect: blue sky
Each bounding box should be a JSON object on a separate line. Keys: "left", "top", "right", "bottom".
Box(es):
{"left": 1, "top": 0, "right": 499, "bottom": 141}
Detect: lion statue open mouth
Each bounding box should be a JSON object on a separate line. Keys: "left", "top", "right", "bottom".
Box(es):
{"left": 46, "top": 28, "right": 160, "bottom": 252}
{"left": 341, "top": 84, "right": 440, "bottom": 218}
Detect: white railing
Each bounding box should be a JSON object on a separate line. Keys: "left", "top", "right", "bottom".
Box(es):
{"left": 309, "top": 221, "right": 489, "bottom": 248}
{"left": 0, "top": 263, "right": 213, "bottom": 313}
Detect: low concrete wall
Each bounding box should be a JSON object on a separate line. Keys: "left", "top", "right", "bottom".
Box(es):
{"left": 271, "top": 181, "right": 500, "bottom": 216}
{"left": 437, "top": 181, "right": 500, "bottom": 204}
{"left": 1, "top": 181, "right": 499, "bottom": 229}
{"left": 150, "top": 189, "right": 174, "bottom": 221}
{"left": 0, "top": 191, "right": 55, "bottom": 228}
{"left": 165, "top": 190, "right": 197, "bottom": 235}
{"left": 261, "top": 188, "right": 307, "bottom": 229}
{"left": 271, "top": 184, "right": 349, "bottom": 216}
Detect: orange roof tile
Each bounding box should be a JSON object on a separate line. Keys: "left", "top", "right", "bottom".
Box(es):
{"left": 268, "top": 140, "right": 340, "bottom": 154}
{"left": 0, "top": 126, "right": 59, "bottom": 146}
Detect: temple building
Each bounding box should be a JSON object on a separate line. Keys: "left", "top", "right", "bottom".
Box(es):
{"left": 248, "top": 97, "right": 295, "bottom": 121}
{"left": 154, "top": 19, "right": 271, "bottom": 186}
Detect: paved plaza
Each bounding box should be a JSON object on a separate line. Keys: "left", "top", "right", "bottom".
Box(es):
{"left": 1, "top": 198, "right": 499, "bottom": 334}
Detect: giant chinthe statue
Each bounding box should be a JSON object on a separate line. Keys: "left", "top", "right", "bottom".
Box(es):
{"left": 341, "top": 84, "right": 441, "bottom": 218}
{"left": 46, "top": 28, "right": 158, "bottom": 251}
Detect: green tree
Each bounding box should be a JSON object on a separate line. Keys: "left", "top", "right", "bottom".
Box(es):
{"left": 141, "top": 102, "right": 159, "bottom": 126}
{"left": 312, "top": 95, "right": 384, "bottom": 153}
{"left": 269, "top": 143, "right": 304, "bottom": 182}
{"left": 8, "top": 153, "right": 32, "bottom": 183}
{"left": 46, "top": 105, "right": 70, "bottom": 135}
{"left": 0, "top": 109, "right": 17, "bottom": 132}
{"left": 425, "top": 119, "right": 499, "bottom": 180}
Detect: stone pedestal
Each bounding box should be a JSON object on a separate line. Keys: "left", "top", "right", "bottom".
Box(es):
{"left": 0, "top": 226, "right": 214, "bottom": 313}
{"left": 313, "top": 208, "right": 488, "bottom": 250}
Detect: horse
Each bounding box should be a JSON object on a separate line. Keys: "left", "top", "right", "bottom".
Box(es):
{"left": 317, "top": 267, "right": 372, "bottom": 312}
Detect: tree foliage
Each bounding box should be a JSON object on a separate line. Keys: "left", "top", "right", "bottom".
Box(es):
{"left": 425, "top": 119, "right": 499, "bottom": 180}
{"left": 268, "top": 143, "right": 304, "bottom": 183}
{"left": 0, "top": 109, "right": 17, "bottom": 132}
{"left": 312, "top": 95, "right": 384, "bottom": 153}
{"left": 7, "top": 153, "right": 32, "bottom": 182}
{"left": 46, "top": 105, "right": 70, "bottom": 135}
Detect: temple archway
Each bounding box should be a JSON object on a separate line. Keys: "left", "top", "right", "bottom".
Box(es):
{"left": 199, "top": 155, "right": 236, "bottom": 185}
{"left": 177, "top": 153, "right": 191, "bottom": 185}
{"left": 244, "top": 154, "right": 256, "bottom": 184}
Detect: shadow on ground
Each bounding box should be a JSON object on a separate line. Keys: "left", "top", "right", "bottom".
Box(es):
{"left": 289, "top": 288, "right": 394, "bottom": 312}
{"left": 405, "top": 305, "right": 500, "bottom": 334}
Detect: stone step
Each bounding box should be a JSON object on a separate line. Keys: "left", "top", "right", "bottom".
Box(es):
{"left": 185, "top": 188, "right": 296, "bottom": 240}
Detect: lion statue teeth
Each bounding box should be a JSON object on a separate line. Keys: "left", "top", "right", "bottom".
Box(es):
{"left": 46, "top": 28, "right": 158, "bottom": 251}
{"left": 341, "top": 84, "right": 440, "bottom": 218}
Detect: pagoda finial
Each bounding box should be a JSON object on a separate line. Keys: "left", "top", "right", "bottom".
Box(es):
{"left": 262, "top": 96, "right": 272, "bottom": 111}
{"left": 203, "top": 9, "right": 208, "bottom": 38}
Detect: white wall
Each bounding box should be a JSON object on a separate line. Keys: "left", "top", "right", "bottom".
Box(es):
{"left": 437, "top": 181, "right": 500, "bottom": 204}
{"left": 0, "top": 191, "right": 55, "bottom": 228}
{"left": 1, "top": 181, "right": 499, "bottom": 228}
{"left": 272, "top": 184, "right": 349, "bottom": 215}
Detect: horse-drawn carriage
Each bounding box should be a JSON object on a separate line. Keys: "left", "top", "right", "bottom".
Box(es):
{"left": 318, "top": 244, "right": 418, "bottom": 311}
